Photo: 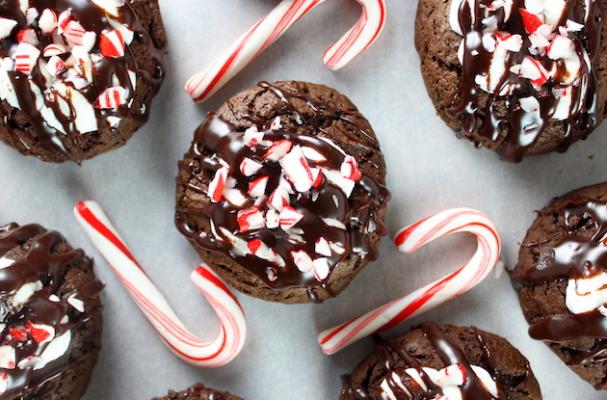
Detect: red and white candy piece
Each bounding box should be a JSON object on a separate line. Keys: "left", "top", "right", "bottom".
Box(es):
{"left": 318, "top": 208, "right": 501, "bottom": 355}
{"left": 185, "top": 0, "right": 386, "bottom": 103}
{"left": 39, "top": 9, "right": 58, "bottom": 34}
{"left": 100, "top": 29, "right": 125, "bottom": 58}
{"left": 74, "top": 201, "right": 247, "bottom": 367}
{"left": 95, "top": 87, "right": 127, "bottom": 109}
{"left": 0, "top": 17, "right": 17, "bottom": 40}
{"left": 14, "top": 43, "right": 40, "bottom": 75}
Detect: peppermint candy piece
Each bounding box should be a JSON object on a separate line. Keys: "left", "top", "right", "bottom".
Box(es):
{"left": 39, "top": 9, "right": 58, "bottom": 34}
{"left": 315, "top": 237, "right": 332, "bottom": 257}
{"left": 26, "top": 322, "right": 55, "bottom": 344}
{"left": 96, "top": 87, "right": 127, "bottom": 109}
{"left": 243, "top": 127, "right": 264, "bottom": 147}
{"left": 518, "top": 8, "right": 542, "bottom": 34}
{"left": 280, "top": 145, "right": 315, "bottom": 193}
{"left": 208, "top": 167, "right": 228, "bottom": 203}
{"left": 46, "top": 55, "right": 66, "bottom": 76}
{"left": 519, "top": 56, "right": 550, "bottom": 87}
{"left": 237, "top": 207, "right": 265, "bottom": 232}
{"left": 240, "top": 158, "right": 263, "bottom": 176}
{"left": 340, "top": 156, "right": 362, "bottom": 181}
{"left": 0, "top": 18, "right": 17, "bottom": 40}
{"left": 313, "top": 258, "right": 330, "bottom": 281}
{"left": 100, "top": 29, "right": 125, "bottom": 58}
{"left": 17, "top": 28, "right": 38, "bottom": 45}
{"left": 0, "top": 346, "right": 15, "bottom": 369}
{"left": 63, "top": 20, "right": 86, "bottom": 46}
{"left": 292, "top": 250, "right": 314, "bottom": 273}
{"left": 43, "top": 43, "right": 68, "bottom": 57}
{"left": 92, "top": 0, "right": 125, "bottom": 17}
{"left": 14, "top": 42, "right": 40, "bottom": 75}
{"left": 263, "top": 139, "right": 292, "bottom": 161}
{"left": 279, "top": 206, "right": 304, "bottom": 231}
{"left": 248, "top": 176, "right": 269, "bottom": 198}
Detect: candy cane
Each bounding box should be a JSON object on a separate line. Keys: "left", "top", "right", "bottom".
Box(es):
{"left": 74, "top": 201, "right": 246, "bottom": 367}
{"left": 318, "top": 208, "right": 501, "bottom": 355}
{"left": 185, "top": 0, "right": 386, "bottom": 103}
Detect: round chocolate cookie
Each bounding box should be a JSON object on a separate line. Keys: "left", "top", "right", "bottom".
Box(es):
{"left": 175, "top": 81, "right": 389, "bottom": 304}
{"left": 415, "top": 0, "right": 607, "bottom": 161}
{"left": 510, "top": 182, "right": 607, "bottom": 389}
{"left": 0, "top": 222, "right": 103, "bottom": 399}
{"left": 153, "top": 383, "right": 243, "bottom": 400}
{"left": 341, "top": 322, "right": 542, "bottom": 399}
{"left": 0, "top": 0, "right": 166, "bottom": 163}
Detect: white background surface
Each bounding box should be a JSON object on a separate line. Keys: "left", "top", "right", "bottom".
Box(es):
{"left": 0, "top": 0, "right": 604, "bottom": 398}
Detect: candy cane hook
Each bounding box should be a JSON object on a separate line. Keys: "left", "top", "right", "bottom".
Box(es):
{"left": 74, "top": 201, "right": 247, "bottom": 367}
{"left": 318, "top": 208, "right": 501, "bottom": 355}
{"left": 185, "top": 0, "right": 386, "bottom": 103}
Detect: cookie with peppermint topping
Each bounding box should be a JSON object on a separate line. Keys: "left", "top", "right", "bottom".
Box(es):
{"left": 341, "top": 323, "right": 542, "bottom": 399}
{"left": 0, "top": 222, "right": 103, "bottom": 399}
{"left": 0, "top": 0, "right": 166, "bottom": 163}
{"left": 153, "top": 384, "right": 243, "bottom": 400}
{"left": 415, "top": 0, "right": 606, "bottom": 161}
{"left": 175, "top": 81, "right": 390, "bottom": 304}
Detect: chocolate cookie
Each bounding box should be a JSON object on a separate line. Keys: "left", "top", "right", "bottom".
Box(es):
{"left": 175, "top": 81, "right": 389, "bottom": 304}
{"left": 510, "top": 182, "right": 607, "bottom": 389}
{"left": 341, "top": 322, "right": 542, "bottom": 399}
{"left": 415, "top": 0, "right": 607, "bottom": 161}
{"left": 0, "top": 223, "right": 103, "bottom": 399}
{"left": 0, "top": 0, "right": 166, "bottom": 163}
{"left": 153, "top": 383, "right": 243, "bottom": 400}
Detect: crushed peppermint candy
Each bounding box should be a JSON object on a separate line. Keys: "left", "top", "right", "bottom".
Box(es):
{"left": 183, "top": 110, "right": 388, "bottom": 288}
{"left": 448, "top": 0, "right": 600, "bottom": 161}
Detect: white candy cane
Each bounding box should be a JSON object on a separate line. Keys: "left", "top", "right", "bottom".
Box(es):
{"left": 318, "top": 208, "right": 501, "bottom": 355}
{"left": 74, "top": 201, "right": 246, "bottom": 367}
{"left": 185, "top": 0, "right": 386, "bottom": 103}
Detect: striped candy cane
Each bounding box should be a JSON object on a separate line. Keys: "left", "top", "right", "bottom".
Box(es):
{"left": 318, "top": 208, "right": 501, "bottom": 355}
{"left": 74, "top": 201, "right": 246, "bottom": 367}
{"left": 185, "top": 0, "right": 386, "bottom": 103}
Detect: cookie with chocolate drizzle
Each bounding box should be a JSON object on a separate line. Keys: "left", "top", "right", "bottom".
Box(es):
{"left": 511, "top": 182, "right": 607, "bottom": 389}
{"left": 175, "top": 81, "right": 389, "bottom": 304}
{"left": 415, "top": 0, "right": 606, "bottom": 161}
{"left": 153, "top": 383, "right": 243, "bottom": 400}
{"left": 341, "top": 323, "right": 541, "bottom": 400}
{"left": 0, "top": 0, "right": 166, "bottom": 163}
{"left": 0, "top": 222, "right": 103, "bottom": 399}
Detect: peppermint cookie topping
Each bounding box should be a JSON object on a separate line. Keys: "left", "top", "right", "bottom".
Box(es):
{"left": 0, "top": 0, "right": 165, "bottom": 162}
{"left": 341, "top": 323, "right": 541, "bottom": 399}
{"left": 0, "top": 223, "right": 103, "bottom": 398}
{"left": 512, "top": 201, "right": 607, "bottom": 342}
{"left": 448, "top": 0, "right": 602, "bottom": 161}
{"left": 176, "top": 81, "right": 389, "bottom": 303}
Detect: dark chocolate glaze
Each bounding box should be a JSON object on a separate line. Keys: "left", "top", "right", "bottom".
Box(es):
{"left": 511, "top": 202, "right": 607, "bottom": 343}
{"left": 0, "top": 0, "right": 165, "bottom": 162}
{"left": 452, "top": 0, "right": 602, "bottom": 161}
{"left": 340, "top": 323, "right": 502, "bottom": 400}
{"left": 0, "top": 223, "right": 102, "bottom": 398}
{"left": 176, "top": 82, "right": 389, "bottom": 302}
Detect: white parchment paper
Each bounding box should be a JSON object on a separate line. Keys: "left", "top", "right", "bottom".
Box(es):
{"left": 0, "top": 0, "right": 604, "bottom": 398}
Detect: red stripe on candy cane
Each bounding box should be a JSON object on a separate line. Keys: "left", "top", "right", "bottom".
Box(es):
{"left": 185, "top": 0, "right": 386, "bottom": 103}
{"left": 318, "top": 208, "right": 501, "bottom": 355}
{"left": 74, "top": 201, "right": 247, "bottom": 367}
{"left": 323, "top": 0, "right": 386, "bottom": 70}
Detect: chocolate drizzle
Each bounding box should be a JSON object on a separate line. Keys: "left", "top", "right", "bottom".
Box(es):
{"left": 340, "top": 323, "right": 504, "bottom": 400}
{"left": 0, "top": 0, "right": 165, "bottom": 162}
{"left": 451, "top": 0, "right": 602, "bottom": 161}
{"left": 176, "top": 82, "right": 389, "bottom": 303}
{"left": 511, "top": 201, "right": 607, "bottom": 346}
{"left": 0, "top": 223, "right": 102, "bottom": 397}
